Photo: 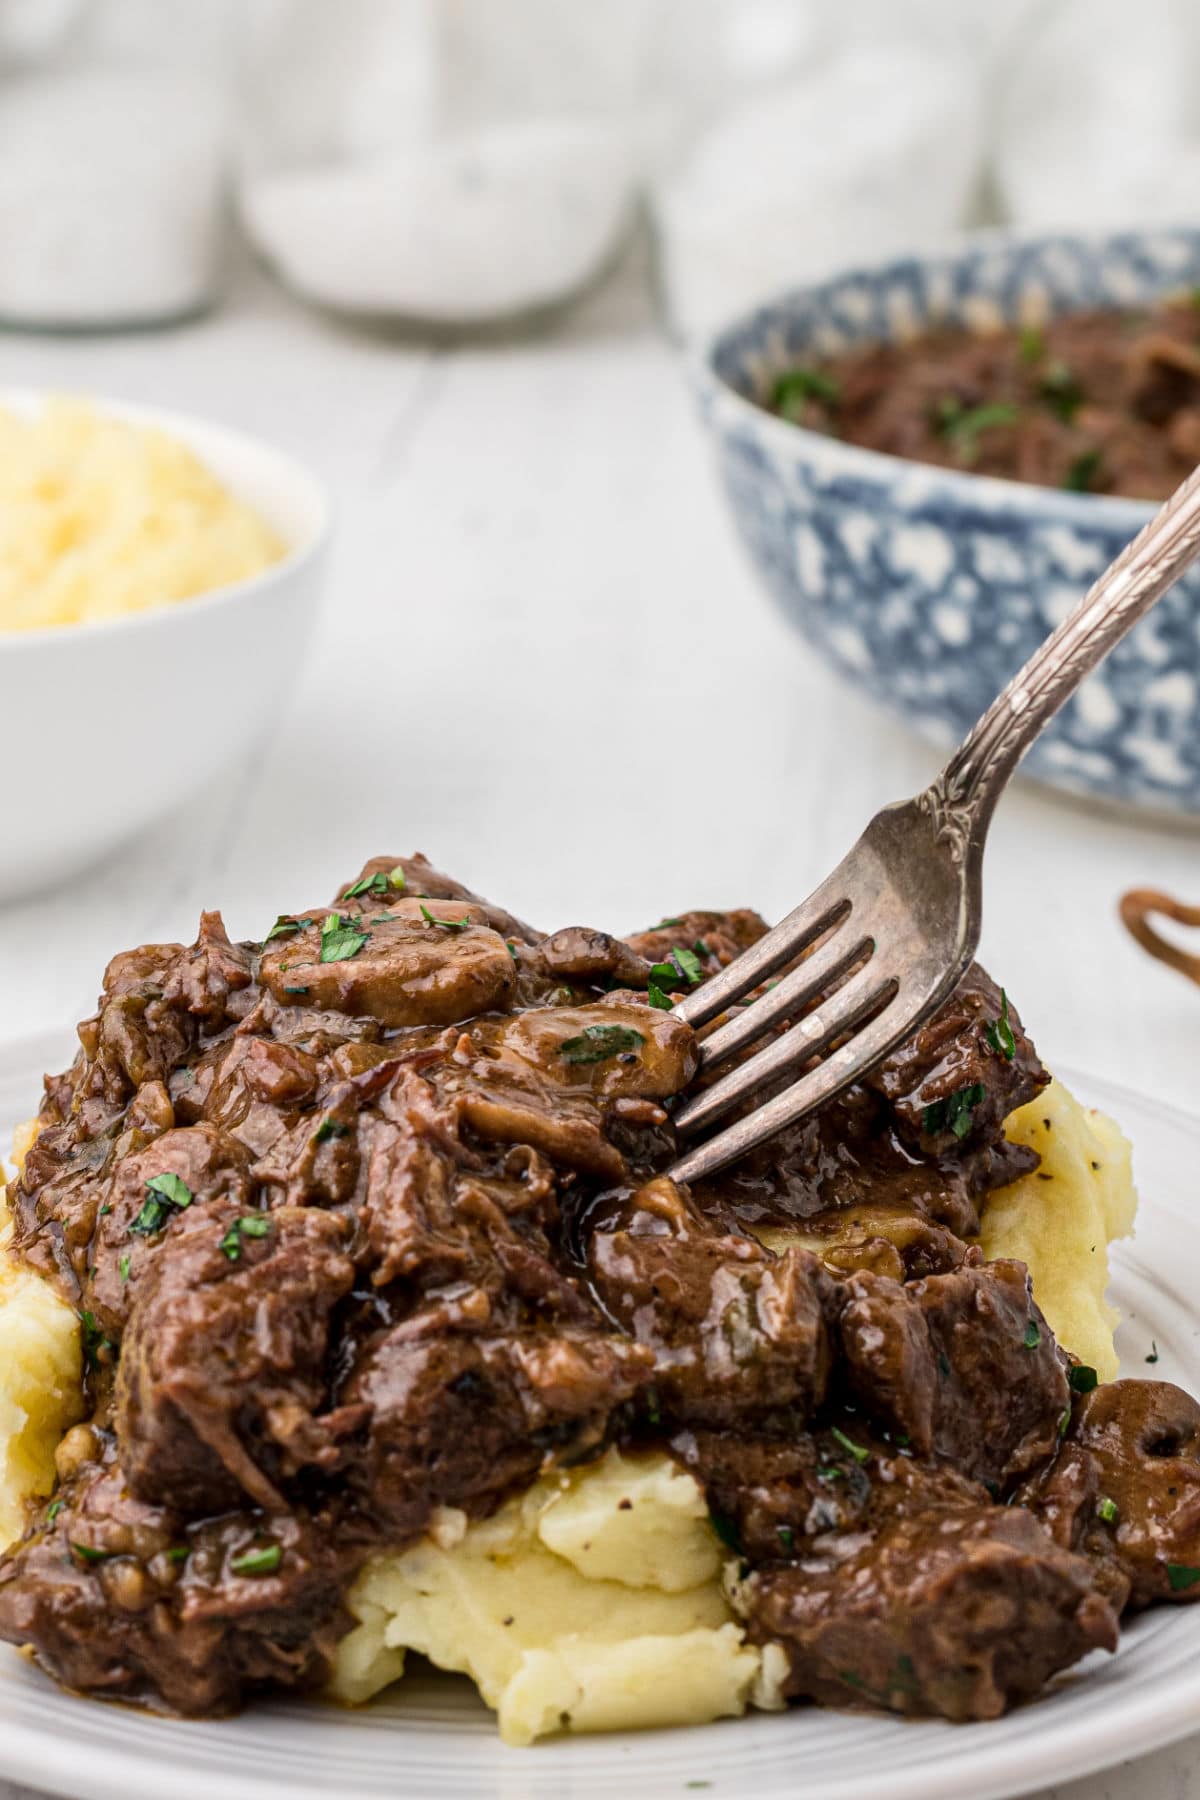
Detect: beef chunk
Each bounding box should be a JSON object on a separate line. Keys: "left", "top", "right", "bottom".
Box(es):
{"left": 679, "top": 1421, "right": 1117, "bottom": 1720}
{"left": 837, "top": 1259, "right": 1069, "bottom": 1489}
{"left": 530, "top": 927, "right": 650, "bottom": 991}
{"left": 341, "top": 852, "right": 540, "bottom": 944}
{"left": 341, "top": 1320, "right": 652, "bottom": 1537}
{"left": 745, "top": 1502, "right": 1117, "bottom": 1720}
{"left": 623, "top": 908, "right": 770, "bottom": 969}
{"left": 0, "top": 1460, "right": 352, "bottom": 1716}
{"left": 692, "top": 964, "right": 1047, "bottom": 1239}
{"left": 588, "top": 1177, "right": 835, "bottom": 1426}
{"left": 116, "top": 1204, "right": 358, "bottom": 1513}
{"left": 1016, "top": 1380, "right": 1200, "bottom": 1610}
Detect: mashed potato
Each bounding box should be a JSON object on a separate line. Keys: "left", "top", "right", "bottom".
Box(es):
{"left": 0, "top": 1075, "right": 1139, "bottom": 1739}
{"left": 330, "top": 1449, "right": 768, "bottom": 1744}
{"left": 981, "top": 1079, "right": 1137, "bottom": 1381}
{"left": 0, "top": 398, "right": 286, "bottom": 632}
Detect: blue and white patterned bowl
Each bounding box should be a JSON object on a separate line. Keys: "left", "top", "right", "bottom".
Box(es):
{"left": 698, "top": 227, "right": 1200, "bottom": 815}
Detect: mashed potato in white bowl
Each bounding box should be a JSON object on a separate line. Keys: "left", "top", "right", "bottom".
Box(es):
{"left": 0, "top": 392, "right": 330, "bottom": 900}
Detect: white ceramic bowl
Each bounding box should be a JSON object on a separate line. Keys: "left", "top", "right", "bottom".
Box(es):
{"left": 0, "top": 393, "right": 330, "bottom": 901}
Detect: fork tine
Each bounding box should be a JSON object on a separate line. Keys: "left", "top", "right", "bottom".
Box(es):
{"left": 693, "top": 927, "right": 875, "bottom": 1072}
{"left": 671, "top": 962, "right": 899, "bottom": 1140}
{"left": 669, "top": 992, "right": 914, "bottom": 1188}
{"left": 673, "top": 881, "right": 851, "bottom": 1031}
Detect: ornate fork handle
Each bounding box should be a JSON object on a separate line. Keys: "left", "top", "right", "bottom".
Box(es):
{"left": 927, "top": 460, "right": 1200, "bottom": 853}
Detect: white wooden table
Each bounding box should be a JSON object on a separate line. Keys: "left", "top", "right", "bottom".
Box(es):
{"left": 1, "top": 250, "right": 1198, "bottom": 1800}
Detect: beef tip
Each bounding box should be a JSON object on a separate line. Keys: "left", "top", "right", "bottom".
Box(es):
{"left": 115, "top": 1203, "right": 357, "bottom": 1514}
{"left": 623, "top": 908, "right": 769, "bottom": 969}
{"left": 341, "top": 1317, "right": 652, "bottom": 1538}
{"left": 867, "top": 964, "right": 1047, "bottom": 1164}
{"left": 0, "top": 1460, "right": 351, "bottom": 1715}
{"left": 744, "top": 1500, "right": 1117, "bottom": 1720}
{"left": 837, "top": 1259, "right": 1069, "bottom": 1490}
{"left": 1016, "top": 1380, "right": 1200, "bottom": 1611}
{"left": 160, "top": 911, "right": 255, "bottom": 1027}
{"left": 259, "top": 899, "right": 517, "bottom": 1029}
{"left": 338, "top": 852, "right": 540, "bottom": 944}
{"left": 673, "top": 1422, "right": 988, "bottom": 1561}
{"left": 691, "top": 967, "right": 1044, "bottom": 1242}
{"left": 588, "top": 1177, "right": 835, "bottom": 1426}
{"left": 530, "top": 927, "right": 650, "bottom": 991}
{"left": 87, "top": 1123, "right": 255, "bottom": 1338}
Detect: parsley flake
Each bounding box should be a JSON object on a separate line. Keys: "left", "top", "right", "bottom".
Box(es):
{"left": 1023, "top": 1319, "right": 1041, "bottom": 1350}
{"left": 1039, "top": 360, "right": 1084, "bottom": 421}
{"left": 71, "top": 1542, "right": 110, "bottom": 1564}
{"left": 935, "top": 398, "right": 1019, "bottom": 462}
{"left": 418, "top": 904, "right": 470, "bottom": 933}
{"left": 1063, "top": 448, "right": 1103, "bottom": 493}
{"left": 1168, "top": 1563, "right": 1200, "bottom": 1592}
{"left": 219, "top": 1216, "right": 272, "bottom": 1261}
{"left": 1097, "top": 1496, "right": 1119, "bottom": 1525}
{"left": 230, "top": 1543, "right": 282, "bottom": 1577}
{"left": 46, "top": 1499, "right": 63, "bottom": 1523}
{"left": 830, "top": 1427, "right": 870, "bottom": 1465}
{"left": 1018, "top": 324, "right": 1045, "bottom": 363}
{"left": 318, "top": 911, "right": 369, "bottom": 963}
{"left": 1147, "top": 1341, "right": 1160, "bottom": 1364}
{"left": 648, "top": 917, "right": 683, "bottom": 930}
{"left": 118, "top": 1255, "right": 131, "bottom": 1283}
{"left": 776, "top": 1525, "right": 795, "bottom": 1553}
{"left": 130, "top": 1171, "right": 194, "bottom": 1237}
{"left": 773, "top": 366, "right": 842, "bottom": 417}
{"left": 668, "top": 946, "right": 704, "bottom": 987}
{"left": 314, "top": 1118, "right": 350, "bottom": 1144}
{"left": 559, "top": 1025, "right": 645, "bottom": 1065}
{"left": 707, "top": 1508, "right": 744, "bottom": 1555}
{"left": 923, "top": 1082, "right": 986, "bottom": 1140}
{"left": 1069, "top": 1364, "right": 1099, "bottom": 1394}
{"left": 985, "top": 988, "right": 1016, "bottom": 1061}
{"left": 263, "top": 915, "right": 302, "bottom": 943}
{"left": 342, "top": 870, "right": 392, "bottom": 900}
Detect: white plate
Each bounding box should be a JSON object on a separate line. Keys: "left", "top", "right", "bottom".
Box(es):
{"left": 0, "top": 1038, "right": 1197, "bottom": 1800}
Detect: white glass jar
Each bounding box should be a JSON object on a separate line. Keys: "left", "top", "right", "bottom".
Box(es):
{"left": 0, "top": 0, "right": 235, "bottom": 331}
{"left": 236, "top": 0, "right": 653, "bottom": 331}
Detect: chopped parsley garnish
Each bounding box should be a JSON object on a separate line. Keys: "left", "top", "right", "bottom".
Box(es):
{"left": 118, "top": 1255, "right": 131, "bottom": 1283}
{"left": 314, "top": 1118, "right": 350, "bottom": 1144}
{"left": 815, "top": 1465, "right": 844, "bottom": 1481}
{"left": 71, "top": 1542, "right": 109, "bottom": 1564}
{"left": 166, "top": 1545, "right": 190, "bottom": 1564}
{"left": 1147, "top": 1341, "right": 1160, "bottom": 1364}
{"left": 1018, "top": 325, "right": 1045, "bottom": 363}
{"left": 341, "top": 871, "right": 394, "bottom": 900}
{"left": 418, "top": 904, "right": 470, "bottom": 933}
{"left": 46, "top": 1499, "right": 63, "bottom": 1523}
{"left": 707, "top": 1508, "right": 744, "bottom": 1555}
{"left": 559, "top": 1024, "right": 645, "bottom": 1064}
{"left": 830, "top": 1427, "right": 870, "bottom": 1465}
{"left": 506, "top": 940, "right": 520, "bottom": 961}
{"left": 667, "top": 946, "right": 704, "bottom": 987}
{"left": 283, "top": 985, "right": 309, "bottom": 997}
{"left": 1063, "top": 448, "right": 1103, "bottom": 493}
{"left": 1023, "top": 1319, "right": 1041, "bottom": 1350}
{"left": 776, "top": 1525, "right": 795, "bottom": 1553}
{"left": 937, "top": 1352, "right": 952, "bottom": 1378}
{"left": 1168, "top": 1563, "right": 1200, "bottom": 1592}
{"left": 648, "top": 917, "right": 683, "bottom": 930}
{"left": 773, "top": 366, "right": 842, "bottom": 417}
{"left": 230, "top": 1543, "right": 282, "bottom": 1577}
{"left": 130, "top": 1170, "right": 194, "bottom": 1237}
{"left": 1058, "top": 1408, "right": 1071, "bottom": 1437}
{"left": 923, "top": 1082, "right": 986, "bottom": 1140}
{"left": 645, "top": 1387, "right": 662, "bottom": 1426}
{"left": 263, "top": 914, "right": 302, "bottom": 943}
{"left": 985, "top": 988, "right": 1015, "bottom": 1061}
{"left": 1069, "top": 1363, "right": 1099, "bottom": 1394}
{"left": 647, "top": 979, "right": 675, "bottom": 1009}
{"left": 78, "top": 1309, "right": 115, "bottom": 1370}
{"left": 693, "top": 939, "right": 710, "bottom": 959}
{"left": 318, "top": 911, "right": 369, "bottom": 963}
{"left": 1039, "top": 360, "right": 1083, "bottom": 421}
{"left": 935, "top": 398, "right": 1019, "bottom": 462}
{"left": 219, "top": 1215, "right": 272, "bottom": 1261}
{"left": 1096, "top": 1496, "right": 1119, "bottom": 1525}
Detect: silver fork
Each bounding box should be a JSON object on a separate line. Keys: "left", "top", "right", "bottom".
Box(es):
{"left": 668, "top": 461, "right": 1200, "bottom": 1186}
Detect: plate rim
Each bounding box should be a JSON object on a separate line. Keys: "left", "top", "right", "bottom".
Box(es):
{"left": 0, "top": 1051, "right": 1197, "bottom": 1800}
